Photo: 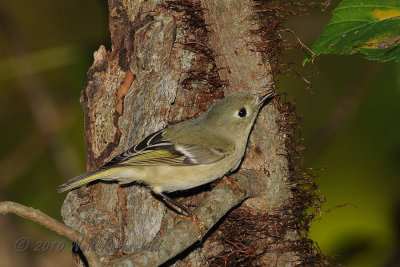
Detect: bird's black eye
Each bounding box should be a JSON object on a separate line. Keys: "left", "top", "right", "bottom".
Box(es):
{"left": 238, "top": 108, "right": 247, "bottom": 117}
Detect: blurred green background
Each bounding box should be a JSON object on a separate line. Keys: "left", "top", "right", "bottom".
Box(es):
{"left": 0, "top": 0, "right": 398, "bottom": 266}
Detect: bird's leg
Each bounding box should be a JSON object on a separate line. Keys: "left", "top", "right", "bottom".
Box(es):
{"left": 219, "top": 176, "right": 246, "bottom": 193}
{"left": 159, "top": 192, "right": 207, "bottom": 240}
{"left": 159, "top": 192, "right": 191, "bottom": 215}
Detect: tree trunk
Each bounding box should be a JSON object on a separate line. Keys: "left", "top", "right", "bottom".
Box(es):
{"left": 61, "top": 0, "right": 325, "bottom": 266}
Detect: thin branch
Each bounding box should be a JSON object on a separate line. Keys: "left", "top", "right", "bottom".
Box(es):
{"left": 0, "top": 201, "right": 102, "bottom": 267}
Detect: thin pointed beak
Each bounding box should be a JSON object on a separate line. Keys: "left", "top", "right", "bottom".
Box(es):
{"left": 257, "top": 91, "right": 275, "bottom": 107}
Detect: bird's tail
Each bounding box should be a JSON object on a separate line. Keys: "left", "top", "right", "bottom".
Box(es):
{"left": 58, "top": 168, "right": 118, "bottom": 193}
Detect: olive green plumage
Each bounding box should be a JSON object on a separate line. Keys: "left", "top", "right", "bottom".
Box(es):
{"left": 58, "top": 92, "right": 274, "bottom": 211}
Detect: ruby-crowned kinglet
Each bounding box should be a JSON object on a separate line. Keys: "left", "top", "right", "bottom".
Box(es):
{"left": 58, "top": 92, "right": 274, "bottom": 213}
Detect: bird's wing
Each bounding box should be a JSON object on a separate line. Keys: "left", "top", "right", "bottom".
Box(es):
{"left": 103, "top": 128, "right": 227, "bottom": 167}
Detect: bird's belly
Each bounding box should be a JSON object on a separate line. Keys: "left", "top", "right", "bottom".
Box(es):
{"left": 112, "top": 151, "right": 243, "bottom": 194}
{"left": 144, "top": 163, "right": 228, "bottom": 193}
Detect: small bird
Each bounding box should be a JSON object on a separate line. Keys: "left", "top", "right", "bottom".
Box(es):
{"left": 58, "top": 92, "right": 274, "bottom": 214}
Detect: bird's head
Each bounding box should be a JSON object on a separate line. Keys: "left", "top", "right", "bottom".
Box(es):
{"left": 201, "top": 91, "right": 275, "bottom": 139}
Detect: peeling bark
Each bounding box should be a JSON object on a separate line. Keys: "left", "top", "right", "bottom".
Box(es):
{"left": 61, "top": 0, "right": 325, "bottom": 266}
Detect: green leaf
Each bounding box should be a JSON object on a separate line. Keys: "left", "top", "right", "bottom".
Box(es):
{"left": 304, "top": 0, "right": 400, "bottom": 64}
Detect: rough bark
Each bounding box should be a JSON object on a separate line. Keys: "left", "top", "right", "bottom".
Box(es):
{"left": 61, "top": 0, "right": 324, "bottom": 266}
